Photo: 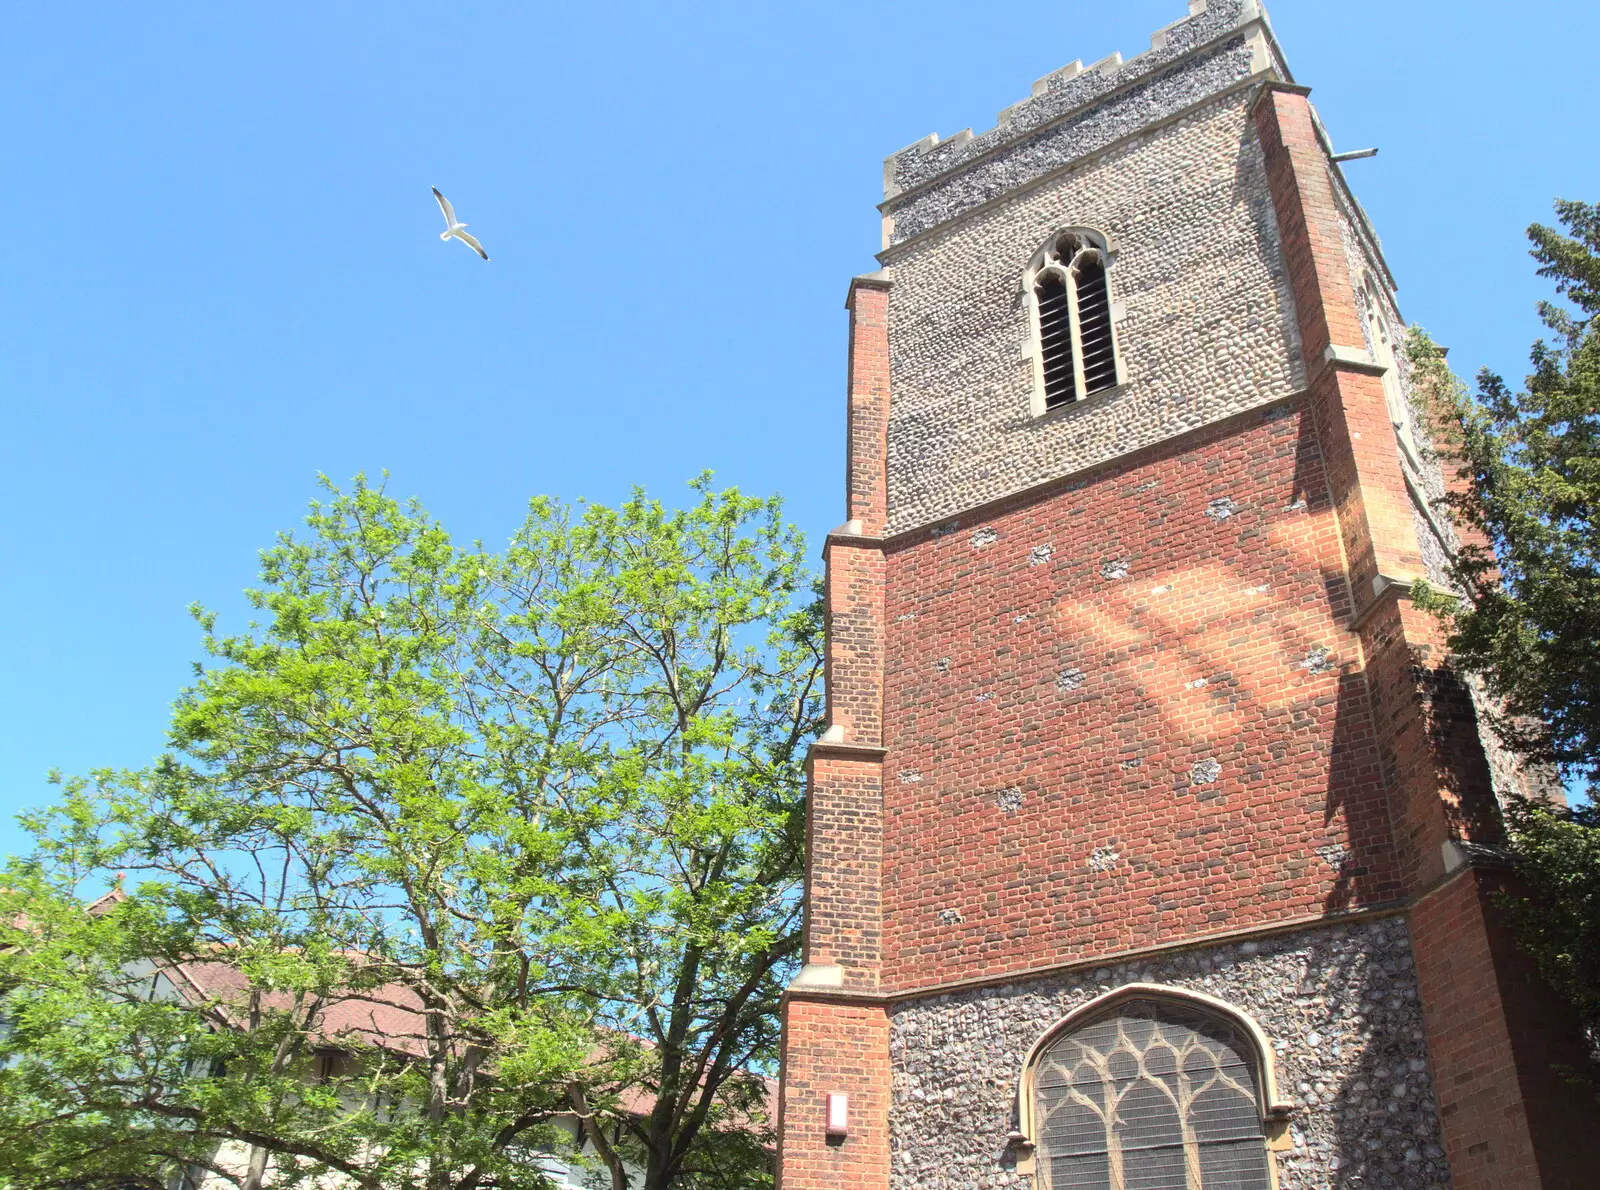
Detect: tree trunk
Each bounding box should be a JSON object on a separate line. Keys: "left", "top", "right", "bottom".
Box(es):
{"left": 569, "top": 1083, "right": 630, "bottom": 1190}
{"left": 241, "top": 1145, "right": 269, "bottom": 1190}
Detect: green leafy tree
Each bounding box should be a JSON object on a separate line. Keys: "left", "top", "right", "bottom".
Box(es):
{"left": 1406, "top": 199, "right": 1600, "bottom": 1063}
{"left": 1496, "top": 797, "right": 1600, "bottom": 1064}
{"left": 1406, "top": 200, "right": 1600, "bottom": 787}
{"left": 0, "top": 475, "right": 822, "bottom": 1190}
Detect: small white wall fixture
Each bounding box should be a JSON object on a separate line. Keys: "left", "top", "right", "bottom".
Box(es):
{"left": 825, "top": 1092, "right": 849, "bottom": 1138}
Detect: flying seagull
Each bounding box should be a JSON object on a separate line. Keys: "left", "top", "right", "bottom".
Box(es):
{"left": 432, "top": 187, "right": 489, "bottom": 261}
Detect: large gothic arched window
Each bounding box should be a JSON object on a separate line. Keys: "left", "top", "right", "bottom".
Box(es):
{"left": 1026, "top": 230, "right": 1123, "bottom": 412}
{"left": 1023, "top": 992, "right": 1281, "bottom": 1190}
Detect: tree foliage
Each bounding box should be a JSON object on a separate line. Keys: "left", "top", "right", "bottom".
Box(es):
{"left": 0, "top": 475, "right": 822, "bottom": 1190}
{"left": 1405, "top": 200, "right": 1600, "bottom": 789}
{"left": 1406, "top": 200, "right": 1600, "bottom": 1064}
{"left": 1496, "top": 798, "right": 1600, "bottom": 1058}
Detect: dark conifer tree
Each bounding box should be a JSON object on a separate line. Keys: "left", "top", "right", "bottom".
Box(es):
{"left": 1409, "top": 200, "right": 1600, "bottom": 1070}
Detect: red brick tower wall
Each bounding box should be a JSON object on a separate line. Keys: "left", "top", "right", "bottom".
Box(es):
{"left": 879, "top": 398, "right": 1397, "bottom": 989}
{"left": 1248, "top": 83, "right": 1600, "bottom": 1190}
{"left": 775, "top": 276, "right": 894, "bottom": 1190}
{"left": 1254, "top": 83, "right": 1600, "bottom": 1190}
{"left": 776, "top": 6, "right": 1600, "bottom": 1187}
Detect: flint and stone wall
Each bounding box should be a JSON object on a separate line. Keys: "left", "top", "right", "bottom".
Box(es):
{"left": 881, "top": 90, "right": 1302, "bottom": 536}
{"left": 884, "top": 1, "right": 1273, "bottom": 211}
{"left": 888, "top": 918, "right": 1449, "bottom": 1190}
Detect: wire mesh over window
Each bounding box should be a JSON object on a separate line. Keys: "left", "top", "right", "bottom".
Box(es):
{"left": 1032, "top": 232, "right": 1121, "bottom": 409}
{"left": 1033, "top": 999, "right": 1273, "bottom": 1190}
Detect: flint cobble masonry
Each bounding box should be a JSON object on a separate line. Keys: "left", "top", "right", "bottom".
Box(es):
{"left": 888, "top": 919, "right": 1448, "bottom": 1190}
{"left": 884, "top": 0, "right": 1270, "bottom": 203}
{"left": 882, "top": 94, "right": 1303, "bottom": 536}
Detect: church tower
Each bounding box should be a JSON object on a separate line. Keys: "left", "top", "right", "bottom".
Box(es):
{"left": 775, "top": 2, "right": 1599, "bottom": 1188}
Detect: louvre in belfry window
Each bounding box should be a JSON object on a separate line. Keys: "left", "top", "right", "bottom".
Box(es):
{"left": 1027, "top": 230, "right": 1123, "bottom": 412}
{"left": 1031, "top": 998, "right": 1273, "bottom": 1190}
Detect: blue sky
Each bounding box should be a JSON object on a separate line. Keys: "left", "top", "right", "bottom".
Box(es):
{"left": 1, "top": 0, "right": 1596, "bottom": 856}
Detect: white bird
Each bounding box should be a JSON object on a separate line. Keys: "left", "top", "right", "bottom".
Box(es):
{"left": 432, "top": 187, "right": 489, "bottom": 261}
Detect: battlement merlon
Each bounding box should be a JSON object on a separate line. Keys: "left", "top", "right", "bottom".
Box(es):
{"left": 878, "top": 0, "right": 1291, "bottom": 249}
{"left": 882, "top": 1, "right": 1273, "bottom": 201}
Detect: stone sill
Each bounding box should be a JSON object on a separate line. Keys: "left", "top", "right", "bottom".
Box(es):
{"left": 1032, "top": 380, "right": 1130, "bottom": 423}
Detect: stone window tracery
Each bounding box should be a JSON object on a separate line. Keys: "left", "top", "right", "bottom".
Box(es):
{"left": 1027, "top": 230, "right": 1123, "bottom": 412}
{"left": 1024, "top": 994, "right": 1277, "bottom": 1190}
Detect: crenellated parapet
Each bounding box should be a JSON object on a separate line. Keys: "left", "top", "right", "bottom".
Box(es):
{"left": 880, "top": 0, "right": 1287, "bottom": 247}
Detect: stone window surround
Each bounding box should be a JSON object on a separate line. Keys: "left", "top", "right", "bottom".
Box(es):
{"left": 1359, "top": 269, "right": 1424, "bottom": 474}
{"left": 1022, "top": 226, "right": 1130, "bottom": 419}
{"left": 1008, "top": 982, "right": 1294, "bottom": 1182}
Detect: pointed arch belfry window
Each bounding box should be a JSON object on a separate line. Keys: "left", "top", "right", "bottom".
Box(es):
{"left": 1027, "top": 230, "right": 1124, "bottom": 412}
{"left": 1016, "top": 986, "right": 1289, "bottom": 1190}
